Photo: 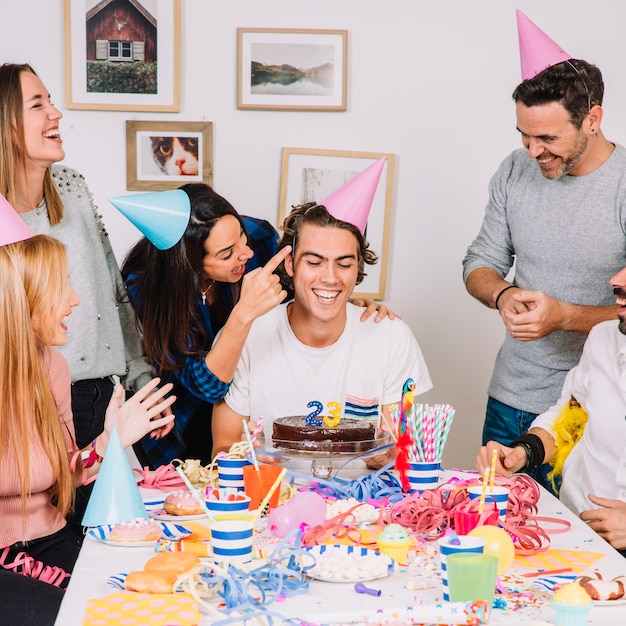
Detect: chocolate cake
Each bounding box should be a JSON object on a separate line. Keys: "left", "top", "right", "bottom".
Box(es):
{"left": 272, "top": 416, "right": 377, "bottom": 453}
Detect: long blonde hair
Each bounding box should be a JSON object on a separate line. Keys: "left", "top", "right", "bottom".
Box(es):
{"left": 0, "top": 63, "right": 64, "bottom": 224}
{"left": 0, "top": 235, "right": 74, "bottom": 522}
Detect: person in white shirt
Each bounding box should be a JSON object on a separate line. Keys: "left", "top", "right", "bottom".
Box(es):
{"left": 211, "top": 198, "right": 432, "bottom": 470}
{"left": 477, "top": 264, "right": 626, "bottom": 552}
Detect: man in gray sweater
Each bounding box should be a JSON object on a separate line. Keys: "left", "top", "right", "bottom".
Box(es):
{"left": 462, "top": 11, "right": 626, "bottom": 490}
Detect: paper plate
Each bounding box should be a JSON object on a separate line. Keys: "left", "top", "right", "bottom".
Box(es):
{"left": 148, "top": 508, "right": 207, "bottom": 522}
{"left": 304, "top": 544, "right": 394, "bottom": 583}
{"left": 87, "top": 521, "right": 191, "bottom": 547}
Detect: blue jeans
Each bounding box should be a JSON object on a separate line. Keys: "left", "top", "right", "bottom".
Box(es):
{"left": 483, "top": 396, "right": 557, "bottom": 496}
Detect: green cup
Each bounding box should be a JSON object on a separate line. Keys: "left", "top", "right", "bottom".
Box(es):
{"left": 447, "top": 553, "right": 498, "bottom": 620}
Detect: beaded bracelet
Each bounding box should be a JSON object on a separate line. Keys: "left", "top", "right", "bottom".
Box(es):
{"left": 494, "top": 284, "right": 516, "bottom": 310}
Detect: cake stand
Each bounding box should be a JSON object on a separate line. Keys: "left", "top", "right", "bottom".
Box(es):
{"left": 259, "top": 432, "right": 394, "bottom": 479}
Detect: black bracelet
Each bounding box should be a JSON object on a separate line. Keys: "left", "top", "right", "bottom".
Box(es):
{"left": 495, "top": 284, "right": 516, "bottom": 310}
{"left": 510, "top": 433, "right": 545, "bottom": 474}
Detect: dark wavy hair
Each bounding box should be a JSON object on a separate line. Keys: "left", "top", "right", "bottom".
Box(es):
{"left": 121, "top": 183, "right": 246, "bottom": 373}
{"left": 512, "top": 59, "right": 604, "bottom": 128}
{"left": 277, "top": 202, "right": 378, "bottom": 292}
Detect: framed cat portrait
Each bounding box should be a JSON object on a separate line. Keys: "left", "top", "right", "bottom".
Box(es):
{"left": 126, "top": 120, "right": 213, "bottom": 191}
{"left": 64, "top": 0, "right": 181, "bottom": 111}
{"left": 237, "top": 28, "right": 348, "bottom": 111}
{"left": 279, "top": 147, "right": 395, "bottom": 300}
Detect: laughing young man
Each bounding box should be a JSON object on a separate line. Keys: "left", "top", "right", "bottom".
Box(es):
{"left": 211, "top": 165, "right": 432, "bottom": 468}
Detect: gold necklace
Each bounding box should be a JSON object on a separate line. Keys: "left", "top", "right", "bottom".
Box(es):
{"left": 201, "top": 280, "right": 216, "bottom": 305}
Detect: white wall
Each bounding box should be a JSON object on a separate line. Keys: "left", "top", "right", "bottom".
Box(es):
{"left": 2, "top": 0, "right": 625, "bottom": 469}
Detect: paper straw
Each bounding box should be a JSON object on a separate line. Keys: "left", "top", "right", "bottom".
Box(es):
{"left": 477, "top": 466, "right": 489, "bottom": 514}
{"left": 251, "top": 467, "right": 287, "bottom": 522}
{"left": 488, "top": 448, "right": 497, "bottom": 490}
{"left": 242, "top": 419, "right": 259, "bottom": 471}
{"left": 250, "top": 416, "right": 264, "bottom": 444}
{"left": 175, "top": 466, "right": 217, "bottom": 523}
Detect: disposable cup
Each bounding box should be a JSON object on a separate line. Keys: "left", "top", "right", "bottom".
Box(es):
{"left": 405, "top": 461, "right": 441, "bottom": 492}
{"left": 217, "top": 457, "right": 251, "bottom": 491}
{"left": 438, "top": 535, "right": 485, "bottom": 601}
{"left": 447, "top": 553, "right": 498, "bottom": 620}
{"left": 453, "top": 503, "right": 499, "bottom": 535}
{"left": 209, "top": 517, "right": 254, "bottom": 564}
{"left": 243, "top": 464, "right": 283, "bottom": 511}
{"left": 205, "top": 488, "right": 251, "bottom": 517}
{"left": 467, "top": 485, "right": 510, "bottom": 522}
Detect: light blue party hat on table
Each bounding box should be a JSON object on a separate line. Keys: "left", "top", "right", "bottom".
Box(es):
{"left": 81, "top": 428, "right": 148, "bottom": 527}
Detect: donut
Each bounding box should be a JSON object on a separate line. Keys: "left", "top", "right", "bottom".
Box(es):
{"left": 576, "top": 574, "right": 625, "bottom": 601}
{"left": 163, "top": 490, "right": 205, "bottom": 516}
{"left": 144, "top": 551, "right": 201, "bottom": 576}
{"left": 109, "top": 518, "right": 162, "bottom": 543}
{"left": 125, "top": 570, "right": 177, "bottom": 594}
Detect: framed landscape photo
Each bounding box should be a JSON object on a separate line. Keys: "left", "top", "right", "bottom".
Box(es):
{"left": 237, "top": 28, "right": 348, "bottom": 111}
{"left": 279, "top": 148, "right": 395, "bottom": 300}
{"left": 64, "top": 0, "right": 181, "bottom": 111}
{"left": 126, "top": 120, "right": 213, "bottom": 191}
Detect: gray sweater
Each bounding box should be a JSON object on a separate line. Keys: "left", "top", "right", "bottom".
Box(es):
{"left": 20, "top": 165, "right": 153, "bottom": 390}
{"left": 463, "top": 145, "right": 626, "bottom": 414}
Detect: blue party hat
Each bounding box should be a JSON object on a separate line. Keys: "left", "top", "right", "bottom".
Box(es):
{"left": 81, "top": 428, "right": 148, "bottom": 527}
{"left": 109, "top": 189, "right": 191, "bottom": 250}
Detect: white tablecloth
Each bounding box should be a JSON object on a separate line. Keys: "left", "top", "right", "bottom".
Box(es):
{"left": 55, "top": 471, "right": 626, "bottom": 625}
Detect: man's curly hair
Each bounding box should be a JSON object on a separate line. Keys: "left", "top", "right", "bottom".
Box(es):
{"left": 277, "top": 202, "right": 378, "bottom": 292}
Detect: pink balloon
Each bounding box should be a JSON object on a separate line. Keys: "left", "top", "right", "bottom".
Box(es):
{"left": 268, "top": 491, "right": 326, "bottom": 537}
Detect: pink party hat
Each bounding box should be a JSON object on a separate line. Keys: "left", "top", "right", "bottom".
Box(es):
{"left": 0, "top": 194, "right": 34, "bottom": 246}
{"left": 516, "top": 9, "right": 572, "bottom": 80}
{"left": 109, "top": 189, "right": 191, "bottom": 250}
{"left": 320, "top": 157, "right": 386, "bottom": 234}
{"left": 81, "top": 428, "right": 148, "bottom": 527}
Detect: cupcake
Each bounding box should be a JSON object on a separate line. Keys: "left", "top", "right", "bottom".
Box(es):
{"left": 552, "top": 582, "right": 593, "bottom": 626}
{"left": 376, "top": 523, "right": 411, "bottom": 565}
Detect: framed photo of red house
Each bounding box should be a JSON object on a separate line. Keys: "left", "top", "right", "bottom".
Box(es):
{"left": 64, "top": 0, "right": 181, "bottom": 111}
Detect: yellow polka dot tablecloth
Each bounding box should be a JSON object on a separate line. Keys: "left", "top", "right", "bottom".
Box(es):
{"left": 514, "top": 548, "right": 603, "bottom": 571}
{"left": 83, "top": 591, "right": 199, "bottom": 625}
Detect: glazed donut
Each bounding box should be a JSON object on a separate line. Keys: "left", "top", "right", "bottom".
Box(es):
{"left": 163, "top": 490, "right": 205, "bottom": 516}
{"left": 144, "top": 551, "right": 201, "bottom": 576}
{"left": 125, "top": 570, "right": 177, "bottom": 594}
{"left": 109, "top": 518, "right": 162, "bottom": 543}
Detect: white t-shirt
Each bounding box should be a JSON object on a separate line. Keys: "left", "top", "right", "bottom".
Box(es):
{"left": 224, "top": 302, "right": 432, "bottom": 448}
{"left": 530, "top": 320, "right": 626, "bottom": 515}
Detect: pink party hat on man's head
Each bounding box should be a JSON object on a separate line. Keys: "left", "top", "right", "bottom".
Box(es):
{"left": 0, "top": 194, "right": 34, "bottom": 246}
{"left": 109, "top": 189, "right": 191, "bottom": 250}
{"left": 516, "top": 9, "right": 572, "bottom": 81}
{"left": 81, "top": 428, "right": 148, "bottom": 528}
{"left": 320, "top": 157, "right": 386, "bottom": 234}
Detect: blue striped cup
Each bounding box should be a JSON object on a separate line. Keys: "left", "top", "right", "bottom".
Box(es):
{"left": 467, "top": 485, "right": 510, "bottom": 523}
{"left": 438, "top": 535, "right": 485, "bottom": 601}
{"left": 205, "top": 488, "right": 251, "bottom": 516}
{"left": 210, "top": 518, "right": 254, "bottom": 564}
{"left": 405, "top": 461, "right": 441, "bottom": 492}
{"left": 217, "top": 457, "right": 251, "bottom": 491}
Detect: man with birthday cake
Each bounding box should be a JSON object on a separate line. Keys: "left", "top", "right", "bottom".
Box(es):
{"left": 211, "top": 158, "right": 432, "bottom": 468}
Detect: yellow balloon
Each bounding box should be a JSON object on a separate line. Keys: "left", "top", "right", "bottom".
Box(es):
{"left": 468, "top": 525, "right": 515, "bottom": 575}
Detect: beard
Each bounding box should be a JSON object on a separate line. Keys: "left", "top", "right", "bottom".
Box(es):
{"left": 538, "top": 131, "right": 588, "bottom": 180}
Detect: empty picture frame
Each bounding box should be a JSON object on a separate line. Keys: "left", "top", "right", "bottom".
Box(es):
{"left": 238, "top": 28, "right": 348, "bottom": 111}
{"left": 279, "top": 147, "right": 395, "bottom": 300}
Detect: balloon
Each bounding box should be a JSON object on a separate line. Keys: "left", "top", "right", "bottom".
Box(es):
{"left": 268, "top": 491, "right": 327, "bottom": 537}
{"left": 468, "top": 525, "right": 515, "bottom": 575}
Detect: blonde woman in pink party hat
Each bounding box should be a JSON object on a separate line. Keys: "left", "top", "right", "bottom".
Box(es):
{"left": 0, "top": 198, "right": 175, "bottom": 626}
{"left": 212, "top": 158, "right": 432, "bottom": 471}
{"left": 463, "top": 10, "right": 626, "bottom": 494}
